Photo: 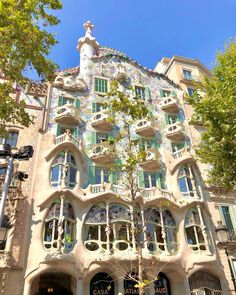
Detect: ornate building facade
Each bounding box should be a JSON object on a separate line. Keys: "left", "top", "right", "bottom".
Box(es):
{"left": 0, "top": 21, "right": 236, "bottom": 295}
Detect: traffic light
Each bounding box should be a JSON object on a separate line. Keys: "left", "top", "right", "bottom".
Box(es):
{"left": 14, "top": 171, "right": 28, "bottom": 181}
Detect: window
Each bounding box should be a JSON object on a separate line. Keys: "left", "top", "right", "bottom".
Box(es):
{"left": 96, "top": 132, "right": 109, "bottom": 144}
{"left": 183, "top": 69, "right": 192, "bottom": 80}
{"left": 144, "top": 208, "right": 178, "bottom": 254}
{"left": 185, "top": 208, "right": 207, "bottom": 252}
{"left": 171, "top": 143, "right": 185, "bottom": 158}
{"left": 144, "top": 172, "right": 157, "bottom": 188}
{"left": 94, "top": 78, "right": 108, "bottom": 94}
{"left": 43, "top": 199, "right": 75, "bottom": 252}
{"left": 92, "top": 102, "right": 104, "bottom": 113}
{"left": 162, "top": 90, "right": 171, "bottom": 97}
{"left": 58, "top": 96, "right": 80, "bottom": 108}
{"left": 84, "top": 203, "right": 132, "bottom": 252}
{"left": 178, "top": 165, "right": 197, "bottom": 198}
{"left": 187, "top": 88, "right": 195, "bottom": 96}
{"left": 95, "top": 167, "right": 109, "bottom": 184}
{"left": 135, "top": 86, "right": 145, "bottom": 99}
{"left": 167, "top": 115, "right": 178, "bottom": 125}
{"left": 218, "top": 205, "right": 236, "bottom": 241}
{"left": 50, "top": 151, "right": 77, "bottom": 189}
{"left": 0, "top": 131, "right": 19, "bottom": 147}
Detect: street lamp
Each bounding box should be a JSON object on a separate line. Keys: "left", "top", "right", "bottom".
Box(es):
{"left": 0, "top": 144, "right": 34, "bottom": 227}
{"left": 215, "top": 221, "right": 236, "bottom": 291}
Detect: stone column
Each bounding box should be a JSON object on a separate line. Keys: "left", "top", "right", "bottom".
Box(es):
{"left": 76, "top": 277, "right": 84, "bottom": 295}
{"left": 197, "top": 205, "right": 210, "bottom": 254}
{"left": 117, "top": 277, "right": 124, "bottom": 295}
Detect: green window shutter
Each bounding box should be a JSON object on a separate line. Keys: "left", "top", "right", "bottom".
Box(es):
{"left": 92, "top": 102, "right": 97, "bottom": 113}
{"left": 171, "top": 90, "right": 176, "bottom": 97}
{"left": 164, "top": 114, "right": 169, "bottom": 124}
{"left": 56, "top": 124, "right": 61, "bottom": 136}
{"left": 58, "top": 96, "right": 63, "bottom": 106}
{"left": 156, "top": 173, "right": 165, "bottom": 189}
{"left": 138, "top": 137, "right": 143, "bottom": 150}
{"left": 145, "top": 87, "right": 151, "bottom": 101}
{"left": 138, "top": 171, "right": 145, "bottom": 188}
{"left": 95, "top": 79, "right": 99, "bottom": 92}
{"left": 91, "top": 132, "right": 97, "bottom": 145}
{"left": 109, "top": 170, "right": 118, "bottom": 184}
{"left": 75, "top": 99, "right": 80, "bottom": 109}
{"left": 151, "top": 137, "right": 159, "bottom": 149}
{"left": 72, "top": 127, "right": 79, "bottom": 138}
{"left": 88, "top": 165, "right": 95, "bottom": 185}
{"left": 160, "top": 89, "right": 164, "bottom": 98}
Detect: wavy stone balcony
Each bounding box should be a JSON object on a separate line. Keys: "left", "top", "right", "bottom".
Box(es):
{"left": 91, "top": 112, "right": 113, "bottom": 131}
{"left": 53, "top": 76, "right": 87, "bottom": 92}
{"left": 141, "top": 187, "right": 176, "bottom": 203}
{"left": 114, "top": 69, "right": 128, "bottom": 82}
{"left": 135, "top": 120, "right": 155, "bottom": 137}
{"left": 139, "top": 150, "right": 161, "bottom": 171}
{"left": 89, "top": 144, "right": 115, "bottom": 165}
{"left": 55, "top": 104, "right": 80, "bottom": 126}
{"left": 168, "top": 146, "right": 194, "bottom": 174}
{"left": 164, "top": 122, "right": 185, "bottom": 142}
{"left": 160, "top": 96, "right": 179, "bottom": 113}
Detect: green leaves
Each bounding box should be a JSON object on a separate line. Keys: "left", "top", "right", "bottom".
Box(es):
{"left": 0, "top": 0, "right": 62, "bottom": 133}
{"left": 188, "top": 39, "right": 236, "bottom": 189}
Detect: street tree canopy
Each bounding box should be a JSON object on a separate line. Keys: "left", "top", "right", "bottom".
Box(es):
{"left": 0, "top": 0, "right": 62, "bottom": 135}
{"left": 188, "top": 40, "right": 236, "bottom": 189}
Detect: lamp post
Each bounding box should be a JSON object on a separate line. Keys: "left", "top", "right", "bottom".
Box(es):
{"left": 0, "top": 144, "right": 34, "bottom": 227}
{"left": 215, "top": 221, "right": 236, "bottom": 291}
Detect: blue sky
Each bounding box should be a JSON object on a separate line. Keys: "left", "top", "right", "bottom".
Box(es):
{"left": 46, "top": 0, "right": 236, "bottom": 73}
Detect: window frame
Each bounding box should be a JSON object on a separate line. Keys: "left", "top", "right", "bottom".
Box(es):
{"left": 94, "top": 76, "right": 109, "bottom": 95}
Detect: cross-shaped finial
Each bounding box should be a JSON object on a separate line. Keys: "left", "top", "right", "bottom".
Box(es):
{"left": 83, "top": 21, "right": 94, "bottom": 36}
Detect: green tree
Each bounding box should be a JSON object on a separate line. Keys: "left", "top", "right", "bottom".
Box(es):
{"left": 188, "top": 40, "right": 236, "bottom": 189}
{"left": 0, "top": 0, "right": 62, "bottom": 135}
{"left": 105, "top": 81, "right": 170, "bottom": 295}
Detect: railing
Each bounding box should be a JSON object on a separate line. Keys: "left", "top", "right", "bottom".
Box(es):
{"left": 55, "top": 134, "right": 80, "bottom": 146}
{"left": 91, "top": 184, "right": 105, "bottom": 194}
{"left": 228, "top": 229, "right": 236, "bottom": 242}
{"left": 142, "top": 187, "right": 174, "bottom": 200}
{"left": 160, "top": 188, "right": 174, "bottom": 200}
{"left": 181, "top": 74, "right": 201, "bottom": 82}
{"left": 172, "top": 146, "right": 190, "bottom": 160}
{"left": 111, "top": 184, "right": 125, "bottom": 195}
{"left": 142, "top": 188, "right": 155, "bottom": 198}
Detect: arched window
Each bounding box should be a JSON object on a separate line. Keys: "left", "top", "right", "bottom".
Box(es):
{"left": 144, "top": 208, "right": 178, "bottom": 254}
{"left": 84, "top": 203, "right": 132, "bottom": 252}
{"left": 178, "top": 165, "right": 199, "bottom": 198}
{"left": 51, "top": 151, "right": 77, "bottom": 189}
{"left": 90, "top": 273, "right": 114, "bottom": 295}
{"left": 185, "top": 208, "right": 207, "bottom": 253}
{"left": 43, "top": 199, "right": 75, "bottom": 252}
{"left": 154, "top": 272, "right": 171, "bottom": 295}
{"left": 189, "top": 271, "right": 222, "bottom": 295}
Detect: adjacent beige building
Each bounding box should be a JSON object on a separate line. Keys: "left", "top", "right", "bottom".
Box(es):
{"left": 0, "top": 22, "right": 235, "bottom": 295}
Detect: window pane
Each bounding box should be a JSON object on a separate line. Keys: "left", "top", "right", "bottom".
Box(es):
{"left": 186, "top": 227, "right": 197, "bottom": 245}
{"left": 95, "top": 167, "right": 102, "bottom": 184}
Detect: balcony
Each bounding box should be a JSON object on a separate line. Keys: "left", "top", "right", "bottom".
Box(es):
{"left": 89, "top": 143, "right": 115, "bottom": 165}
{"left": 55, "top": 104, "right": 80, "bottom": 126}
{"left": 168, "top": 146, "right": 194, "bottom": 174}
{"left": 53, "top": 76, "right": 64, "bottom": 88}
{"left": 141, "top": 187, "right": 175, "bottom": 202}
{"left": 91, "top": 112, "right": 113, "bottom": 132}
{"left": 160, "top": 96, "right": 179, "bottom": 113}
{"left": 53, "top": 76, "right": 87, "bottom": 92}
{"left": 180, "top": 74, "right": 201, "bottom": 84}
{"left": 139, "top": 150, "right": 161, "bottom": 171}
{"left": 164, "top": 122, "right": 185, "bottom": 142}
{"left": 55, "top": 131, "right": 81, "bottom": 148}
{"left": 135, "top": 120, "right": 155, "bottom": 137}
{"left": 114, "top": 68, "right": 128, "bottom": 82}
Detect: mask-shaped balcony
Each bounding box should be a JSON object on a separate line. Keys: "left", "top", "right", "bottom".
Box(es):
{"left": 75, "top": 77, "right": 87, "bottom": 92}
{"left": 53, "top": 76, "right": 64, "bottom": 88}
{"left": 139, "top": 150, "right": 161, "bottom": 171}
{"left": 164, "top": 122, "right": 185, "bottom": 142}
{"left": 55, "top": 104, "right": 80, "bottom": 126}
{"left": 114, "top": 68, "right": 128, "bottom": 83}
{"left": 64, "top": 76, "right": 77, "bottom": 91}
{"left": 91, "top": 112, "right": 113, "bottom": 132}
{"left": 89, "top": 143, "right": 115, "bottom": 165}
{"left": 135, "top": 120, "right": 155, "bottom": 137}
{"left": 160, "top": 96, "right": 179, "bottom": 113}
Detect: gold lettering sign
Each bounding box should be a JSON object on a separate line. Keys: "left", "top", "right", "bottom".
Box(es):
{"left": 154, "top": 287, "right": 167, "bottom": 293}
{"left": 93, "top": 289, "right": 109, "bottom": 295}
{"left": 124, "top": 288, "right": 139, "bottom": 294}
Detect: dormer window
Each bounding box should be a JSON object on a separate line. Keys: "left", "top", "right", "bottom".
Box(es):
{"left": 94, "top": 78, "right": 108, "bottom": 94}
